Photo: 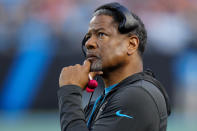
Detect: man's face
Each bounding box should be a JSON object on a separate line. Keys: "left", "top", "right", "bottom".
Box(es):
{"left": 85, "top": 15, "right": 129, "bottom": 72}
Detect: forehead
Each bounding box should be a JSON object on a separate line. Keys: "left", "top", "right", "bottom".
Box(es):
{"left": 88, "top": 15, "right": 117, "bottom": 31}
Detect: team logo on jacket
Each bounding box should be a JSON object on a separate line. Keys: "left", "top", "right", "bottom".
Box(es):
{"left": 116, "top": 110, "right": 133, "bottom": 119}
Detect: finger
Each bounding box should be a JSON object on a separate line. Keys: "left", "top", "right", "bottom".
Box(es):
{"left": 89, "top": 71, "right": 103, "bottom": 79}
{"left": 83, "top": 59, "right": 91, "bottom": 66}
{"left": 94, "top": 71, "right": 103, "bottom": 76}
{"left": 83, "top": 60, "right": 91, "bottom": 71}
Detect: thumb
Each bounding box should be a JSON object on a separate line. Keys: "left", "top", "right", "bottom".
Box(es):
{"left": 83, "top": 60, "right": 91, "bottom": 72}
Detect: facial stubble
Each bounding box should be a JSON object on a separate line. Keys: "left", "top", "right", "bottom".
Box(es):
{"left": 90, "top": 58, "right": 102, "bottom": 72}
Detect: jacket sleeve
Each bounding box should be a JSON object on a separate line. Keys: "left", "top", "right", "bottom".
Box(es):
{"left": 57, "top": 85, "right": 89, "bottom": 131}
{"left": 57, "top": 85, "right": 160, "bottom": 131}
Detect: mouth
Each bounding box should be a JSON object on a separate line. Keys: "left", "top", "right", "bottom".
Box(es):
{"left": 86, "top": 54, "right": 99, "bottom": 61}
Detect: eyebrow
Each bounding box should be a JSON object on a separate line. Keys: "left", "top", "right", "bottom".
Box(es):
{"left": 87, "top": 27, "right": 106, "bottom": 34}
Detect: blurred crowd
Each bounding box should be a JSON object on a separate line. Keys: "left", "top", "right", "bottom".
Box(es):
{"left": 0, "top": 0, "right": 196, "bottom": 55}
{"left": 0, "top": 0, "right": 197, "bottom": 116}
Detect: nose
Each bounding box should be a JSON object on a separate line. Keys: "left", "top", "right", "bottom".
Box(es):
{"left": 85, "top": 36, "right": 97, "bottom": 50}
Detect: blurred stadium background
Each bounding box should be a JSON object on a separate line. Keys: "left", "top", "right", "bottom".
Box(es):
{"left": 0, "top": 0, "right": 197, "bottom": 130}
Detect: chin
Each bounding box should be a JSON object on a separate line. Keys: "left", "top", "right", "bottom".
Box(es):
{"left": 90, "top": 59, "right": 102, "bottom": 72}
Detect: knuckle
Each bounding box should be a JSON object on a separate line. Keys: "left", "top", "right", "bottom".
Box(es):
{"left": 75, "top": 64, "right": 81, "bottom": 67}
{"left": 61, "top": 67, "right": 69, "bottom": 73}
{"left": 62, "top": 67, "right": 67, "bottom": 71}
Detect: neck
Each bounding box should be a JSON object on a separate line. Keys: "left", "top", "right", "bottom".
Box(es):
{"left": 102, "top": 55, "right": 143, "bottom": 87}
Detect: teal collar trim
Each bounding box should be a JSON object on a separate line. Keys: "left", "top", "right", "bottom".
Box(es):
{"left": 105, "top": 83, "right": 118, "bottom": 95}
{"left": 87, "top": 83, "right": 118, "bottom": 127}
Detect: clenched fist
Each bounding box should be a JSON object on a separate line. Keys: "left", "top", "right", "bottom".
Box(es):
{"left": 59, "top": 60, "right": 102, "bottom": 89}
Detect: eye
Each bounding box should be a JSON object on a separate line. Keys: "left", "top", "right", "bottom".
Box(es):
{"left": 98, "top": 32, "right": 106, "bottom": 38}
{"left": 85, "top": 34, "right": 91, "bottom": 41}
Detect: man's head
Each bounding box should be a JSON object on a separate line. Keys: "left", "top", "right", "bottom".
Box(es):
{"left": 82, "top": 2, "right": 147, "bottom": 72}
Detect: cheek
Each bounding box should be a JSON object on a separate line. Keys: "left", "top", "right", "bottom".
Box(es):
{"left": 109, "top": 40, "right": 127, "bottom": 58}
{"left": 100, "top": 42, "right": 127, "bottom": 67}
{"left": 113, "top": 45, "right": 127, "bottom": 57}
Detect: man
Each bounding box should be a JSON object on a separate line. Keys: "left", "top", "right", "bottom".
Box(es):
{"left": 58, "top": 2, "right": 171, "bottom": 131}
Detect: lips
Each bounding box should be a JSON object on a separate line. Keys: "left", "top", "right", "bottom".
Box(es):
{"left": 86, "top": 53, "right": 99, "bottom": 61}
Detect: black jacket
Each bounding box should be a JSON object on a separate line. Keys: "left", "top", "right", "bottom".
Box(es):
{"left": 57, "top": 71, "right": 170, "bottom": 131}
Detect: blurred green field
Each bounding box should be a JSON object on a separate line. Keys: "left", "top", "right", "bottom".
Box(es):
{"left": 0, "top": 110, "right": 196, "bottom": 131}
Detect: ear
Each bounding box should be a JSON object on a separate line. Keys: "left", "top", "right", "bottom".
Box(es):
{"left": 127, "top": 35, "right": 139, "bottom": 55}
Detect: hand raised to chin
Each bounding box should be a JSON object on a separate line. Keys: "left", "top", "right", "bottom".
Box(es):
{"left": 59, "top": 60, "right": 103, "bottom": 90}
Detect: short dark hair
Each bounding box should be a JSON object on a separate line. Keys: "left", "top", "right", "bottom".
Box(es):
{"left": 93, "top": 3, "right": 147, "bottom": 56}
